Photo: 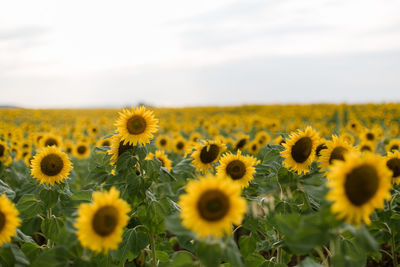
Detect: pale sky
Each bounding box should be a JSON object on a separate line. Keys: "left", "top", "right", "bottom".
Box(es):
{"left": 1, "top": 0, "right": 400, "bottom": 108}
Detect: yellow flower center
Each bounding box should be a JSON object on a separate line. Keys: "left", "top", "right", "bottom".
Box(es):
{"left": 345, "top": 164, "right": 379, "bottom": 206}
{"left": 291, "top": 137, "right": 312, "bottom": 163}
{"left": 127, "top": 115, "right": 147, "bottom": 135}
{"left": 0, "top": 211, "right": 5, "bottom": 232}
{"left": 197, "top": 190, "right": 230, "bottom": 221}
{"left": 92, "top": 206, "right": 119, "bottom": 236}
{"left": 226, "top": 160, "right": 246, "bottom": 180}
{"left": 40, "top": 154, "right": 64, "bottom": 176}
{"left": 387, "top": 158, "right": 400, "bottom": 178}
{"left": 329, "top": 146, "right": 347, "bottom": 164}
{"left": 199, "top": 144, "right": 220, "bottom": 164}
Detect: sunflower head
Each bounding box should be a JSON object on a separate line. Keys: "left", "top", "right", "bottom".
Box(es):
{"left": 74, "top": 142, "right": 91, "bottom": 159}
{"left": 31, "top": 146, "right": 72, "bottom": 186}
{"left": 191, "top": 140, "right": 226, "bottom": 173}
{"left": 178, "top": 175, "right": 246, "bottom": 238}
{"left": 386, "top": 139, "right": 400, "bottom": 153}
{"left": 147, "top": 150, "right": 172, "bottom": 171}
{"left": 115, "top": 106, "right": 159, "bottom": 146}
{"left": 173, "top": 137, "right": 187, "bottom": 154}
{"left": 108, "top": 135, "right": 135, "bottom": 166}
{"left": 319, "top": 135, "right": 355, "bottom": 169}
{"left": 216, "top": 150, "right": 260, "bottom": 188}
{"left": 40, "top": 134, "right": 63, "bottom": 148}
{"left": 385, "top": 150, "right": 400, "bottom": 184}
{"left": 280, "top": 126, "right": 320, "bottom": 175}
{"left": 156, "top": 135, "right": 170, "bottom": 150}
{"left": 234, "top": 135, "right": 249, "bottom": 151}
{"left": 0, "top": 194, "right": 21, "bottom": 246}
{"left": 75, "top": 187, "right": 131, "bottom": 253}
{"left": 326, "top": 152, "right": 392, "bottom": 225}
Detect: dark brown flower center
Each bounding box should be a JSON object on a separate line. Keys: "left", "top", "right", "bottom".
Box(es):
{"left": 118, "top": 141, "right": 134, "bottom": 156}
{"left": 197, "top": 190, "right": 230, "bottom": 221}
{"left": 0, "top": 211, "right": 5, "bottom": 232}
{"left": 92, "top": 206, "right": 118, "bottom": 236}
{"left": 387, "top": 158, "right": 400, "bottom": 178}
{"left": 160, "top": 139, "right": 167, "bottom": 146}
{"left": 251, "top": 144, "right": 258, "bottom": 151}
{"left": 361, "top": 145, "right": 371, "bottom": 152}
{"left": 66, "top": 147, "right": 72, "bottom": 154}
{"left": 226, "top": 160, "right": 246, "bottom": 180}
{"left": 291, "top": 137, "right": 312, "bottom": 163}
{"left": 40, "top": 154, "right": 64, "bottom": 176}
{"left": 391, "top": 144, "right": 399, "bottom": 151}
{"left": 344, "top": 164, "right": 379, "bottom": 206}
{"left": 366, "top": 133, "right": 374, "bottom": 141}
{"left": 329, "top": 146, "right": 348, "bottom": 165}
{"left": 102, "top": 140, "right": 110, "bottom": 147}
{"left": 199, "top": 144, "right": 220, "bottom": 164}
{"left": 77, "top": 145, "right": 87, "bottom": 154}
{"left": 127, "top": 115, "right": 147, "bottom": 135}
{"left": 157, "top": 157, "right": 165, "bottom": 167}
{"left": 0, "top": 144, "right": 4, "bottom": 157}
{"left": 235, "top": 139, "right": 247, "bottom": 150}
{"left": 45, "top": 138, "right": 58, "bottom": 147}
{"left": 176, "top": 142, "right": 184, "bottom": 150}
{"left": 315, "top": 143, "right": 327, "bottom": 157}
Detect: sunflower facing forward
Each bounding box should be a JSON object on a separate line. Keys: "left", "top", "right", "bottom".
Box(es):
{"left": 75, "top": 187, "right": 131, "bottom": 253}
{"left": 385, "top": 150, "right": 400, "bottom": 184}
{"left": 319, "top": 135, "right": 355, "bottom": 169}
{"left": 0, "top": 194, "right": 21, "bottom": 246}
{"left": 115, "top": 106, "right": 159, "bottom": 146}
{"left": 216, "top": 150, "right": 260, "bottom": 188}
{"left": 178, "top": 175, "right": 246, "bottom": 238}
{"left": 31, "top": 146, "right": 72, "bottom": 186}
{"left": 280, "top": 127, "right": 320, "bottom": 175}
{"left": 191, "top": 140, "right": 226, "bottom": 173}
{"left": 326, "top": 152, "right": 392, "bottom": 225}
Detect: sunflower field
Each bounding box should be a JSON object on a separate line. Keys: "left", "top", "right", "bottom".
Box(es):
{"left": 1, "top": 104, "right": 400, "bottom": 267}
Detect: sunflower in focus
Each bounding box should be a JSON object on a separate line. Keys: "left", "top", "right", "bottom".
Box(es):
{"left": 31, "top": 146, "right": 72, "bottom": 186}
{"left": 178, "top": 175, "right": 246, "bottom": 238}
{"left": 75, "top": 187, "right": 131, "bottom": 253}
{"left": 280, "top": 127, "right": 319, "bottom": 175}
{"left": 0, "top": 194, "right": 21, "bottom": 246}
{"left": 74, "top": 142, "right": 90, "bottom": 159}
{"left": 216, "top": 150, "right": 260, "bottom": 188}
{"left": 319, "top": 135, "right": 355, "bottom": 169}
{"left": 385, "top": 151, "right": 400, "bottom": 184}
{"left": 191, "top": 140, "right": 226, "bottom": 172}
{"left": 115, "top": 106, "right": 159, "bottom": 146}
{"left": 108, "top": 135, "right": 135, "bottom": 166}
{"left": 326, "top": 152, "right": 392, "bottom": 225}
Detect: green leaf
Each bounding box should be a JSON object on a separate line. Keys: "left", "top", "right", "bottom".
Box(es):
{"left": 196, "top": 242, "right": 222, "bottom": 267}
{"left": 21, "top": 243, "right": 42, "bottom": 263}
{"left": 224, "top": 237, "right": 244, "bottom": 267}
{"left": 41, "top": 217, "right": 64, "bottom": 241}
{"left": 16, "top": 194, "right": 44, "bottom": 219}
{"left": 0, "top": 179, "right": 16, "bottom": 200}
{"left": 156, "top": 250, "right": 170, "bottom": 262}
{"left": 39, "top": 189, "right": 59, "bottom": 209}
{"left": 70, "top": 190, "right": 93, "bottom": 202}
{"left": 30, "top": 246, "right": 70, "bottom": 267}
{"left": 299, "top": 257, "right": 324, "bottom": 267}
{"left": 238, "top": 235, "right": 256, "bottom": 258}
{"left": 116, "top": 228, "right": 149, "bottom": 265}
{"left": 0, "top": 243, "right": 30, "bottom": 266}
{"left": 137, "top": 201, "right": 165, "bottom": 234}
{"left": 165, "top": 214, "right": 194, "bottom": 237}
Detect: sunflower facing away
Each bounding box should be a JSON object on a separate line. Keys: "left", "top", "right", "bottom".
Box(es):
{"left": 319, "top": 135, "right": 355, "bottom": 170}
{"left": 385, "top": 150, "right": 400, "bottom": 184}
{"left": 191, "top": 140, "right": 226, "bottom": 173}
{"left": 326, "top": 152, "right": 392, "bottom": 225}
{"left": 178, "top": 175, "right": 246, "bottom": 238}
{"left": 115, "top": 106, "right": 159, "bottom": 146}
{"left": 280, "top": 127, "right": 320, "bottom": 175}
{"left": 0, "top": 194, "right": 21, "bottom": 246}
{"left": 75, "top": 187, "right": 131, "bottom": 253}
{"left": 31, "top": 146, "right": 72, "bottom": 186}
{"left": 216, "top": 150, "right": 260, "bottom": 189}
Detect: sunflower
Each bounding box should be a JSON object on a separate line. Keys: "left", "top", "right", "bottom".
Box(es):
{"left": 39, "top": 134, "right": 63, "bottom": 148}
{"left": 0, "top": 194, "right": 21, "bottom": 246}
{"left": 255, "top": 131, "right": 270, "bottom": 146}
{"left": 178, "top": 175, "right": 246, "bottom": 238}
{"left": 75, "top": 187, "right": 131, "bottom": 253}
{"left": 319, "top": 135, "right": 355, "bottom": 169}
{"left": 326, "top": 152, "right": 392, "bottom": 225}
{"left": 358, "top": 141, "right": 375, "bottom": 153}
{"left": 156, "top": 135, "right": 170, "bottom": 150}
{"left": 108, "top": 135, "right": 135, "bottom": 166}
{"left": 191, "top": 140, "right": 226, "bottom": 173}
{"left": 147, "top": 150, "right": 172, "bottom": 171}
{"left": 173, "top": 137, "right": 187, "bottom": 154}
{"left": 74, "top": 142, "right": 91, "bottom": 159}
{"left": 340, "top": 132, "right": 355, "bottom": 146}
{"left": 234, "top": 135, "right": 249, "bottom": 151}
{"left": 385, "top": 139, "right": 400, "bottom": 153}
{"left": 315, "top": 138, "right": 328, "bottom": 158}
{"left": 115, "top": 106, "right": 159, "bottom": 146}
{"left": 216, "top": 150, "right": 260, "bottom": 188}
{"left": 248, "top": 140, "right": 260, "bottom": 154}
{"left": 385, "top": 151, "right": 400, "bottom": 184}
{"left": 63, "top": 140, "right": 75, "bottom": 155}
{"left": 360, "top": 128, "right": 379, "bottom": 144}
{"left": 97, "top": 137, "right": 112, "bottom": 148}
{"left": 189, "top": 132, "right": 202, "bottom": 143}
{"left": 0, "top": 141, "right": 9, "bottom": 162}
{"left": 273, "top": 136, "right": 285, "bottom": 146}
{"left": 346, "top": 119, "right": 362, "bottom": 133}
{"left": 280, "top": 127, "right": 320, "bottom": 175}
{"left": 31, "top": 146, "right": 72, "bottom": 186}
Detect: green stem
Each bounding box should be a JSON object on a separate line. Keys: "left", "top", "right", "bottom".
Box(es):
{"left": 148, "top": 232, "right": 157, "bottom": 267}
{"left": 389, "top": 201, "right": 398, "bottom": 267}
{"left": 315, "top": 247, "right": 328, "bottom": 267}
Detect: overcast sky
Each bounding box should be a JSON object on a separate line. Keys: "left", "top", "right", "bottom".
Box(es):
{"left": 1, "top": 0, "right": 400, "bottom": 108}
